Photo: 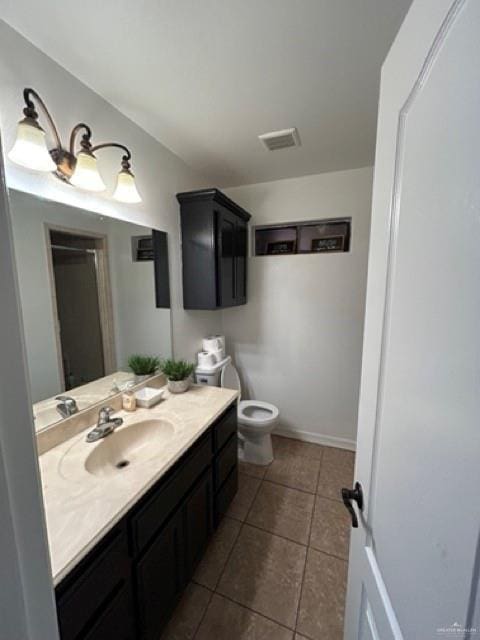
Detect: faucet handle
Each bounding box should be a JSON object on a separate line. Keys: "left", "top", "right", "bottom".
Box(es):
{"left": 98, "top": 406, "right": 115, "bottom": 420}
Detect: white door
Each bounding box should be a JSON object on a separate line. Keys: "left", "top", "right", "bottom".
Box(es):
{"left": 344, "top": 1, "right": 480, "bottom": 639}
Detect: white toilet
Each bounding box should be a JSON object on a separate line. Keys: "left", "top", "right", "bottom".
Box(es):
{"left": 220, "top": 362, "right": 278, "bottom": 466}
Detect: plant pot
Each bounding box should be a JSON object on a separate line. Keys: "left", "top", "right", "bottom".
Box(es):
{"left": 134, "top": 374, "right": 151, "bottom": 385}
{"left": 167, "top": 378, "right": 190, "bottom": 394}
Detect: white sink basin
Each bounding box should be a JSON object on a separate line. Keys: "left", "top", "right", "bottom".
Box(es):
{"left": 83, "top": 419, "right": 175, "bottom": 478}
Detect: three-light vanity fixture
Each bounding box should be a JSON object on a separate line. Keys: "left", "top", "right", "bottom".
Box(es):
{"left": 8, "top": 88, "right": 142, "bottom": 203}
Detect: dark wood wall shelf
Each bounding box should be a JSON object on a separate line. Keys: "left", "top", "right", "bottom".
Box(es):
{"left": 254, "top": 218, "right": 351, "bottom": 256}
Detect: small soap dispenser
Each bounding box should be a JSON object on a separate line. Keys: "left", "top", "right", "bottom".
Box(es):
{"left": 122, "top": 382, "right": 137, "bottom": 412}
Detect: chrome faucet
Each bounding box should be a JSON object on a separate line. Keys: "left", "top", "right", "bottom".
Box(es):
{"left": 55, "top": 395, "right": 79, "bottom": 419}
{"left": 86, "top": 407, "right": 123, "bottom": 443}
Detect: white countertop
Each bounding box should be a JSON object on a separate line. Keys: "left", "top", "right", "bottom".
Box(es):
{"left": 39, "top": 384, "right": 238, "bottom": 585}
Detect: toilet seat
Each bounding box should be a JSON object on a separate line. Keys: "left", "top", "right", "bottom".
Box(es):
{"left": 238, "top": 400, "right": 279, "bottom": 427}
{"left": 220, "top": 361, "right": 278, "bottom": 465}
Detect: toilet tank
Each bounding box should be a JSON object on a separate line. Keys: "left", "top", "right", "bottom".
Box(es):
{"left": 195, "top": 355, "right": 231, "bottom": 387}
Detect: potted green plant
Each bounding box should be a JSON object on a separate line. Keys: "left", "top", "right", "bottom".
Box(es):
{"left": 160, "top": 359, "right": 195, "bottom": 393}
{"left": 127, "top": 354, "right": 160, "bottom": 384}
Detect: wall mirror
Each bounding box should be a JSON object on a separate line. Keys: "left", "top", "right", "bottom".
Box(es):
{"left": 8, "top": 189, "right": 171, "bottom": 432}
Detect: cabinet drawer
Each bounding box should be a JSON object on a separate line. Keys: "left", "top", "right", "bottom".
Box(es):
{"left": 56, "top": 525, "right": 129, "bottom": 640}
{"left": 213, "top": 404, "right": 237, "bottom": 452}
{"left": 214, "top": 434, "right": 238, "bottom": 491}
{"left": 83, "top": 584, "right": 135, "bottom": 640}
{"left": 131, "top": 431, "right": 212, "bottom": 555}
{"left": 214, "top": 464, "right": 238, "bottom": 527}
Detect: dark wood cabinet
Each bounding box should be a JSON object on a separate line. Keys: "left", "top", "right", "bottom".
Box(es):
{"left": 136, "top": 507, "right": 185, "bottom": 639}
{"left": 176, "top": 189, "right": 251, "bottom": 309}
{"left": 55, "top": 403, "right": 238, "bottom": 640}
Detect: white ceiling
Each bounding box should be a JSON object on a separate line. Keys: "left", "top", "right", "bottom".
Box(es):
{"left": 2, "top": 0, "right": 412, "bottom": 187}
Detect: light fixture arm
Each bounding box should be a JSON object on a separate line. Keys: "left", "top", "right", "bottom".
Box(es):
{"left": 69, "top": 123, "right": 93, "bottom": 155}
{"left": 90, "top": 142, "right": 133, "bottom": 171}
{"left": 23, "top": 88, "right": 62, "bottom": 149}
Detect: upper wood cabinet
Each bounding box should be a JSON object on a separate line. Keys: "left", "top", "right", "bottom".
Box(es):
{"left": 176, "top": 189, "right": 251, "bottom": 309}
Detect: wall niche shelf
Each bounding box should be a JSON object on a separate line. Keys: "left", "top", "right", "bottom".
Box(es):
{"left": 253, "top": 218, "right": 351, "bottom": 256}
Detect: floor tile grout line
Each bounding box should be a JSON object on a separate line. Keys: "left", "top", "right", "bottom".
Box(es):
{"left": 262, "top": 468, "right": 346, "bottom": 502}
{"left": 315, "top": 448, "right": 324, "bottom": 494}
{"left": 211, "top": 517, "right": 243, "bottom": 591}
{"left": 261, "top": 476, "right": 318, "bottom": 497}
{"left": 261, "top": 474, "right": 317, "bottom": 496}
{"left": 242, "top": 473, "right": 264, "bottom": 523}
{"left": 191, "top": 585, "right": 214, "bottom": 640}
{"left": 212, "top": 587, "right": 299, "bottom": 633}
{"left": 315, "top": 493, "right": 345, "bottom": 504}
{"left": 241, "top": 519, "right": 309, "bottom": 549}
{"left": 191, "top": 517, "right": 243, "bottom": 592}
{"left": 226, "top": 517, "right": 348, "bottom": 566}
{"left": 212, "top": 497, "right": 256, "bottom": 595}
{"left": 293, "top": 464, "right": 318, "bottom": 634}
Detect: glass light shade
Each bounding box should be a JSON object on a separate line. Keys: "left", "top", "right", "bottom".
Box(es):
{"left": 70, "top": 151, "right": 106, "bottom": 192}
{"left": 8, "top": 120, "right": 57, "bottom": 172}
{"left": 113, "top": 169, "right": 142, "bottom": 203}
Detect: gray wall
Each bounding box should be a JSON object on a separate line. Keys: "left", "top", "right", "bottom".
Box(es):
{"left": 0, "top": 20, "right": 222, "bottom": 366}
{"left": 224, "top": 167, "right": 373, "bottom": 448}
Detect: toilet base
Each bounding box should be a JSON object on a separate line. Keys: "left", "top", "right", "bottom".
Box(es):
{"left": 238, "top": 428, "right": 274, "bottom": 466}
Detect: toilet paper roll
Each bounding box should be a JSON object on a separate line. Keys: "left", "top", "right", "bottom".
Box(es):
{"left": 210, "top": 347, "right": 225, "bottom": 363}
{"left": 197, "top": 351, "right": 216, "bottom": 367}
{"left": 202, "top": 335, "right": 225, "bottom": 352}
{"left": 215, "top": 335, "right": 226, "bottom": 351}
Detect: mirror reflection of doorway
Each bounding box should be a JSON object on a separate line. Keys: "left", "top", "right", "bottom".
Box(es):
{"left": 48, "top": 229, "right": 115, "bottom": 391}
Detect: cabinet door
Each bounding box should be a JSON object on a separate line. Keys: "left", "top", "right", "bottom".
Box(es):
{"left": 235, "top": 219, "right": 247, "bottom": 305}
{"left": 184, "top": 468, "right": 213, "bottom": 579}
{"left": 216, "top": 208, "right": 237, "bottom": 307}
{"left": 83, "top": 585, "right": 136, "bottom": 640}
{"left": 135, "top": 508, "right": 185, "bottom": 640}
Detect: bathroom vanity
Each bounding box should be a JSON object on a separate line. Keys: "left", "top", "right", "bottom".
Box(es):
{"left": 39, "top": 387, "right": 238, "bottom": 640}
{"left": 6, "top": 188, "right": 241, "bottom": 638}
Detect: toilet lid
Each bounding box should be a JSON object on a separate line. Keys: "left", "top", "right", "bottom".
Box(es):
{"left": 221, "top": 362, "right": 242, "bottom": 399}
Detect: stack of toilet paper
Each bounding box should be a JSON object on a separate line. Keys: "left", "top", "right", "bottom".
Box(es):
{"left": 197, "top": 335, "right": 226, "bottom": 369}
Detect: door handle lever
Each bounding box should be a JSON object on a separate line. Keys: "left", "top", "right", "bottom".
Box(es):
{"left": 341, "top": 482, "right": 363, "bottom": 528}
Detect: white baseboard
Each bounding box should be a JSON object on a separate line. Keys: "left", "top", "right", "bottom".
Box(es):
{"left": 272, "top": 427, "right": 357, "bottom": 452}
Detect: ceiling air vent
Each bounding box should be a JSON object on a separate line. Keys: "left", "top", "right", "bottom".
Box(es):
{"left": 258, "top": 127, "right": 301, "bottom": 151}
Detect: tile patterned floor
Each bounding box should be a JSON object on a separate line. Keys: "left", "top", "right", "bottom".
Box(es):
{"left": 162, "top": 435, "right": 355, "bottom": 640}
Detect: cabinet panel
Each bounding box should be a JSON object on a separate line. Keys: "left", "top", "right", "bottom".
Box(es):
{"left": 56, "top": 525, "right": 130, "bottom": 640}
{"left": 215, "top": 465, "right": 239, "bottom": 527}
{"left": 83, "top": 584, "right": 136, "bottom": 640}
{"left": 235, "top": 220, "right": 248, "bottom": 304}
{"left": 213, "top": 404, "right": 237, "bottom": 452}
{"left": 185, "top": 468, "right": 213, "bottom": 578}
{"left": 214, "top": 434, "right": 238, "bottom": 491}
{"left": 216, "top": 208, "right": 237, "bottom": 307}
{"left": 135, "top": 507, "right": 185, "bottom": 639}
